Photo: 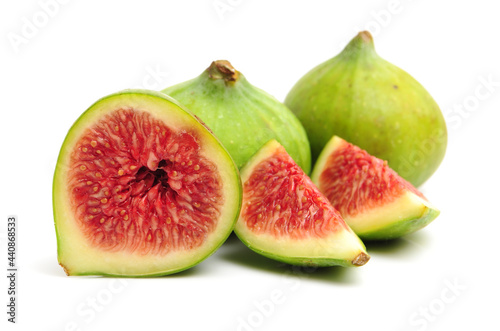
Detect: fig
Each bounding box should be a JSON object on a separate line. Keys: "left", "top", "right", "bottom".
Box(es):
{"left": 285, "top": 31, "right": 447, "bottom": 186}
{"left": 53, "top": 90, "right": 242, "bottom": 276}
{"left": 235, "top": 139, "right": 369, "bottom": 267}
{"left": 312, "top": 136, "right": 440, "bottom": 240}
{"left": 162, "top": 60, "right": 311, "bottom": 174}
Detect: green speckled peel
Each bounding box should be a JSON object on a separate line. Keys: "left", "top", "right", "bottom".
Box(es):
{"left": 163, "top": 60, "right": 311, "bottom": 174}
{"left": 285, "top": 31, "right": 447, "bottom": 187}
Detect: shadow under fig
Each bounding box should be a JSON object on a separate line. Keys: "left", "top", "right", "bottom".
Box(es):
{"left": 37, "top": 253, "right": 208, "bottom": 279}
{"left": 219, "top": 233, "right": 361, "bottom": 285}
{"left": 364, "top": 230, "right": 432, "bottom": 258}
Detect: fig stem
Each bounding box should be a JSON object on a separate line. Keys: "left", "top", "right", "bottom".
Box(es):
{"left": 352, "top": 252, "right": 370, "bottom": 266}
{"left": 207, "top": 60, "right": 239, "bottom": 85}
{"left": 340, "top": 30, "right": 377, "bottom": 60}
{"left": 358, "top": 30, "right": 373, "bottom": 43}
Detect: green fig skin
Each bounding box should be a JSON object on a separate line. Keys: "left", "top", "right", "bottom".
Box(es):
{"left": 284, "top": 31, "right": 447, "bottom": 187}
{"left": 163, "top": 60, "right": 311, "bottom": 174}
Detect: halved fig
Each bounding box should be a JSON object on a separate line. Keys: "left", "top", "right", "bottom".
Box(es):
{"left": 235, "top": 140, "right": 369, "bottom": 267}
{"left": 311, "top": 136, "right": 440, "bottom": 240}
{"left": 53, "top": 90, "right": 241, "bottom": 276}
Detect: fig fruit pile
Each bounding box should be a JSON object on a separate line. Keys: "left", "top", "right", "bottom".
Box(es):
{"left": 53, "top": 31, "right": 445, "bottom": 276}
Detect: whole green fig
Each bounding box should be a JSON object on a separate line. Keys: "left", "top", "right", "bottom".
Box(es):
{"left": 285, "top": 31, "right": 447, "bottom": 186}
{"left": 163, "top": 60, "right": 311, "bottom": 173}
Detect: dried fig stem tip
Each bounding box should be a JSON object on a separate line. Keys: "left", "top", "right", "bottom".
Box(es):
{"left": 352, "top": 252, "right": 370, "bottom": 266}
{"left": 340, "top": 30, "right": 377, "bottom": 60}
{"left": 59, "top": 263, "right": 70, "bottom": 276}
{"left": 207, "top": 60, "right": 239, "bottom": 84}
{"left": 358, "top": 30, "right": 373, "bottom": 43}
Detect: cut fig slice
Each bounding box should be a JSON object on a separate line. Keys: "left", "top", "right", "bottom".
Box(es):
{"left": 53, "top": 90, "right": 241, "bottom": 276}
{"left": 235, "top": 140, "right": 369, "bottom": 267}
{"left": 311, "top": 136, "right": 440, "bottom": 240}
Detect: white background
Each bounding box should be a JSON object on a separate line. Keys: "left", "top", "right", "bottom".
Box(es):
{"left": 1, "top": 1, "right": 499, "bottom": 330}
